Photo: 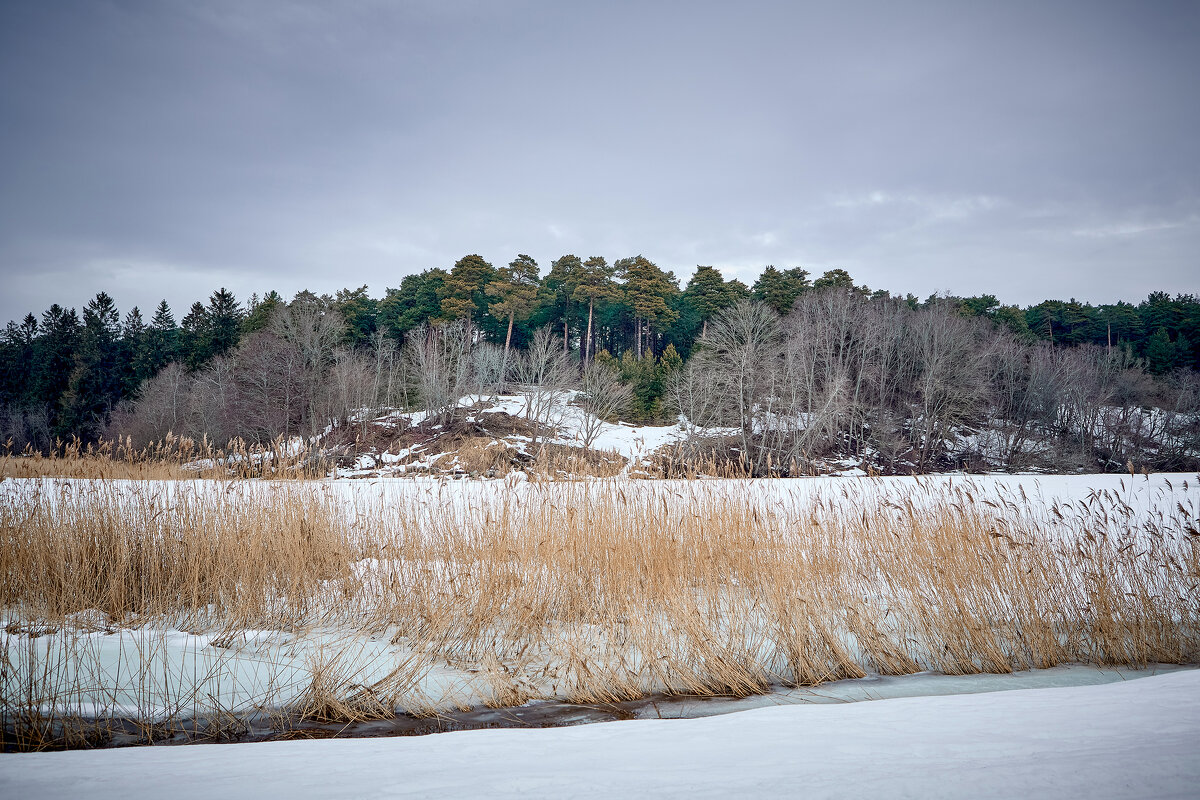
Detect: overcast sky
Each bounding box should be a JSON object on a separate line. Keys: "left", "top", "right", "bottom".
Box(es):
{"left": 1, "top": 0, "right": 1197, "bottom": 325}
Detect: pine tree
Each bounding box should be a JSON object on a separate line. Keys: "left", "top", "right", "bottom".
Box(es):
{"left": 335, "top": 286, "right": 378, "bottom": 348}
{"left": 487, "top": 254, "right": 540, "bottom": 365}
{"left": 380, "top": 270, "right": 447, "bottom": 338}
{"left": 685, "top": 265, "right": 744, "bottom": 336}
{"left": 539, "top": 254, "right": 585, "bottom": 354}
{"left": 121, "top": 306, "right": 148, "bottom": 394}
{"left": 752, "top": 266, "right": 811, "bottom": 314}
{"left": 181, "top": 301, "right": 209, "bottom": 370}
{"left": 34, "top": 305, "right": 80, "bottom": 432}
{"left": 145, "top": 300, "right": 179, "bottom": 374}
{"left": 812, "top": 268, "right": 856, "bottom": 291}
{"left": 571, "top": 256, "right": 617, "bottom": 364}
{"left": 206, "top": 288, "right": 243, "bottom": 358}
{"left": 0, "top": 314, "right": 38, "bottom": 408}
{"left": 439, "top": 254, "right": 496, "bottom": 324}
{"left": 62, "top": 292, "right": 123, "bottom": 440}
{"left": 243, "top": 291, "right": 283, "bottom": 334}
{"left": 618, "top": 256, "right": 679, "bottom": 358}
{"left": 1145, "top": 327, "right": 1176, "bottom": 374}
{"left": 660, "top": 342, "right": 683, "bottom": 374}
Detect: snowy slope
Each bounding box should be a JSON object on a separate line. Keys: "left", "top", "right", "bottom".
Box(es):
{"left": 3, "top": 669, "right": 1198, "bottom": 799}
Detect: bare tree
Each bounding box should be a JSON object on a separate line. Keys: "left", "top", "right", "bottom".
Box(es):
{"left": 270, "top": 297, "right": 346, "bottom": 435}
{"left": 188, "top": 354, "right": 237, "bottom": 445}
{"left": 1, "top": 404, "right": 53, "bottom": 452}
{"left": 230, "top": 330, "right": 304, "bottom": 442}
{"left": 471, "top": 341, "right": 506, "bottom": 401}
{"left": 703, "top": 300, "right": 782, "bottom": 471}
{"left": 578, "top": 360, "right": 632, "bottom": 450}
{"left": 900, "top": 303, "right": 991, "bottom": 469}
{"left": 403, "top": 321, "right": 474, "bottom": 427}
{"left": 513, "top": 326, "right": 574, "bottom": 451}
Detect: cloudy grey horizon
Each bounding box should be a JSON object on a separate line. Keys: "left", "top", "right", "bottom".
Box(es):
{"left": 1, "top": 0, "right": 1197, "bottom": 326}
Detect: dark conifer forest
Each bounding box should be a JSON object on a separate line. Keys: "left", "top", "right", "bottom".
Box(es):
{"left": 3, "top": 255, "right": 1198, "bottom": 473}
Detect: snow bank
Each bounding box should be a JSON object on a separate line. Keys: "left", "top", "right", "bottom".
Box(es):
{"left": 3, "top": 669, "right": 1198, "bottom": 799}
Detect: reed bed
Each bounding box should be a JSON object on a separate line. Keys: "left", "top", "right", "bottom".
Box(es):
{"left": 2, "top": 474, "right": 1198, "bottom": 749}
{"left": 1, "top": 435, "right": 329, "bottom": 480}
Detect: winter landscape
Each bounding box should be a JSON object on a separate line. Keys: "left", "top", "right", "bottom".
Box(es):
{"left": 4, "top": 1, "right": 1200, "bottom": 798}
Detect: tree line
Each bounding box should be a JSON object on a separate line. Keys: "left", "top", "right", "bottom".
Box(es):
{"left": 1, "top": 252, "right": 1198, "bottom": 469}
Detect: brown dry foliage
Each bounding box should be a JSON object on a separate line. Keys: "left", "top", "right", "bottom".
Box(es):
{"left": 2, "top": 475, "right": 1198, "bottom": 748}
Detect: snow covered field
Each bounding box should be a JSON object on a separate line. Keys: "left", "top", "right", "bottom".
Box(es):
{"left": 3, "top": 668, "right": 1198, "bottom": 799}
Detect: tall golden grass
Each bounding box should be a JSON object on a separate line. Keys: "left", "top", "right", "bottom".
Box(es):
{"left": 1, "top": 435, "right": 330, "bottom": 480}
{"left": 3, "top": 474, "right": 1198, "bottom": 749}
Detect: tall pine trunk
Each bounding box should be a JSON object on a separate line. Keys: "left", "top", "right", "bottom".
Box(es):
{"left": 502, "top": 312, "right": 515, "bottom": 389}
{"left": 584, "top": 299, "right": 594, "bottom": 365}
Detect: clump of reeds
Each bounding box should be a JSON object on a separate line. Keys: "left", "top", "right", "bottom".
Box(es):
{"left": 3, "top": 474, "right": 1198, "bottom": 750}
{"left": 0, "top": 480, "right": 355, "bottom": 626}
{"left": 1, "top": 434, "right": 330, "bottom": 481}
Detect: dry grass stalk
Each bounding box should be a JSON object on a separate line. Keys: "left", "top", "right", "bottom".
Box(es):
{"left": 3, "top": 475, "right": 1198, "bottom": 750}
{"left": 1, "top": 434, "right": 329, "bottom": 481}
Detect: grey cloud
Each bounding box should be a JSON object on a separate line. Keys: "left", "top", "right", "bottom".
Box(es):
{"left": 1, "top": 0, "right": 1197, "bottom": 323}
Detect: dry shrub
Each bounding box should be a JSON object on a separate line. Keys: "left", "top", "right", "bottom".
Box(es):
{"left": 529, "top": 444, "right": 626, "bottom": 479}
{"left": 455, "top": 437, "right": 520, "bottom": 475}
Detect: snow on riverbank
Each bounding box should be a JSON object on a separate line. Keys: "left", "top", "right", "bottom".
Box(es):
{"left": 5, "top": 472, "right": 1198, "bottom": 546}
{"left": 7, "top": 469, "right": 1198, "bottom": 512}
{"left": 3, "top": 669, "right": 1198, "bottom": 799}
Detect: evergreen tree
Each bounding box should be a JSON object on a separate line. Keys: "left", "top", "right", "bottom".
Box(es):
{"left": 439, "top": 254, "right": 496, "bottom": 325}
{"left": 992, "top": 305, "right": 1033, "bottom": 340}
{"left": 960, "top": 294, "right": 1000, "bottom": 317}
{"left": 145, "top": 300, "right": 179, "bottom": 374}
{"left": 1145, "top": 327, "right": 1176, "bottom": 374}
{"left": 335, "top": 286, "right": 378, "bottom": 348}
{"left": 206, "top": 288, "right": 243, "bottom": 358}
{"left": 1139, "top": 291, "right": 1180, "bottom": 335}
{"left": 539, "top": 254, "right": 585, "bottom": 353}
{"left": 616, "top": 349, "right": 669, "bottom": 420}
{"left": 812, "top": 268, "right": 857, "bottom": 291}
{"left": 660, "top": 342, "right": 683, "bottom": 374}
{"left": 180, "top": 301, "right": 209, "bottom": 370}
{"left": 618, "top": 256, "right": 679, "bottom": 358}
{"left": 379, "top": 270, "right": 447, "bottom": 338}
{"left": 686, "top": 265, "right": 745, "bottom": 336}
{"left": 34, "top": 305, "right": 80, "bottom": 431}
{"left": 571, "top": 256, "right": 618, "bottom": 364}
{"left": 751, "top": 266, "right": 810, "bottom": 314}
{"left": 243, "top": 291, "right": 283, "bottom": 334}
{"left": 1097, "top": 302, "right": 1144, "bottom": 350}
{"left": 0, "top": 314, "right": 38, "bottom": 408}
{"left": 121, "top": 306, "right": 148, "bottom": 394}
{"left": 487, "top": 254, "right": 540, "bottom": 364}
{"left": 61, "top": 292, "right": 123, "bottom": 440}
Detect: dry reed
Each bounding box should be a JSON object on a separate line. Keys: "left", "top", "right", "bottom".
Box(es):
{"left": 3, "top": 473, "right": 1198, "bottom": 749}
{"left": 1, "top": 434, "right": 330, "bottom": 481}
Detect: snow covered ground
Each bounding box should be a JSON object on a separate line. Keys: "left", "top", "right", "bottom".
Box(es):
{"left": 11, "top": 468, "right": 1198, "bottom": 520}
{"left": 3, "top": 668, "right": 1198, "bottom": 799}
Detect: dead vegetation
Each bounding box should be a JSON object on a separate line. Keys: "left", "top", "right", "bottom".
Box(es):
{"left": 1, "top": 434, "right": 330, "bottom": 481}
{"left": 2, "top": 475, "right": 1198, "bottom": 749}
